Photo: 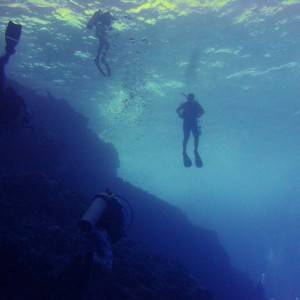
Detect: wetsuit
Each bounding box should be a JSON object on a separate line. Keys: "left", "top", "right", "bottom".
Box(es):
{"left": 177, "top": 99, "right": 204, "bottom": 153}
{"left": 87, "top": 11, "right": 113, "bottom": 77}
{"left": 94, "top": 22, "right": 111, "bottom": 77}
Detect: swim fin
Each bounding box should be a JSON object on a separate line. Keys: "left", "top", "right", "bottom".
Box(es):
{"left": 5, "top": 21, "right": 22, "bottom": 54}
{"left": 103, "top": 61, "right": 111, "bottom": 77}
{"left": 95, "top": 60, "right": 107, "bottom": 76}
{"left": 194, "top": 151, "right": 203, "bottom": 168}
{"left": 95, "top": 59, "right": 111, "bottom": 77}
{"left": 183, "top": 152, "right": 192, "bottom": 168}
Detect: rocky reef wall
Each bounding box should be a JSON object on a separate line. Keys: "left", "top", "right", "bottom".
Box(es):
{"left": 0, "top": 81, "right": 262, "bottom": 299}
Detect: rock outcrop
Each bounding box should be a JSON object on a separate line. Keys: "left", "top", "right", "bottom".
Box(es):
{"left": 0, "top": 81, "right": 261, "bottom": 299}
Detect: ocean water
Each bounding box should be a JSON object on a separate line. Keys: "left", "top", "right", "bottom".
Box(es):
{"left": 1, "top": 1, "right": 300, "bottom": 299}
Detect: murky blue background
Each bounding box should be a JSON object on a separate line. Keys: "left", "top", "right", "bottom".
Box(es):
{"left": 1, "top": 1, "right": 300, "bottom": 298}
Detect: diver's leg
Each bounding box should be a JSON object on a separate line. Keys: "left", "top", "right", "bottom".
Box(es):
{"left": 100, "top": 40, "right": 111, "bottom": 77}
{"left": 191, "top": 123, "right": 200, "bottom": 152}
{"left": 100, "top": 51, "right": 111, "bottom": 77}
{"left": 183, "top": 122, "right": 190, "bottom": 153}
{"left": 0, "top": 53, "right": 11, "bottom": 95}
{"left": 193, "top": 132, "right": 199, "bottom": 152}
{"left": 92, "top": 229, "right": 113, "bottom": 274}
{"left": 95, "top": 41, "right": 104, "bottom": 64}
{"left": 103, "top": 39, "right": 110, "bottom": 52}
{"left": 94, "top": 41, "right": 108, "bottom": 76}
{"left": 192, "top": 124, "right": 203, "bottom": 167}
{"left": 182, "top": 122, "right": 192, "bottom": 167}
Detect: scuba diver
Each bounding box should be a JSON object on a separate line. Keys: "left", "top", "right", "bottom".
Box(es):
{"left": 176, "top": 93, "right": 205, "bottom": 168}
{"left": 43, "top": 190, "right": 132, "bottom": 300}
{"left": 0, "top": 21, "right": 32, "bottom": 131}
{"left": 78, "top": 189, "right": 133, "bottom": 274}
{"left": 87, "top": 10, "right": 114, "bottom": 77}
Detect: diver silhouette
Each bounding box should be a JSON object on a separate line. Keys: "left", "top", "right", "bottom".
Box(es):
{"left": 78, "top": 190, "right": 132, "bottom": 273}
{"left": 176, "top": 93, "right": 205, "bottom": 168}
{"left": 87, "top": 10, "right": 114, "bottom": 77}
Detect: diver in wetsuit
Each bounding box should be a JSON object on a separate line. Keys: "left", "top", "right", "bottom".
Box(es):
{"left": 87, "top": 10, "right": 114, "bottom": 77}
{"left": 176, "top": 93, "right": 205, "bottom": 168}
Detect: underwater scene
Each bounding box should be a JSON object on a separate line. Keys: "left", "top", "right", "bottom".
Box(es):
{"left": 1, "top": 0, "right": 300, "bottom": 299}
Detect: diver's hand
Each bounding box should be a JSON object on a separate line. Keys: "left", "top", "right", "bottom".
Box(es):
{"left": 177, "top": 112, "right": 183, "bottom": 119}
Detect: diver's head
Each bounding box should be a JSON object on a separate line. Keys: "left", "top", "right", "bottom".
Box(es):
{"left": 187, "top": 93, "right": 195, "bottom": 102}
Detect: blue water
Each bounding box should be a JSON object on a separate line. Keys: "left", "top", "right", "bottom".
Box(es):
{"left": 1, "top": 1, "right": 300, "bottom": 299}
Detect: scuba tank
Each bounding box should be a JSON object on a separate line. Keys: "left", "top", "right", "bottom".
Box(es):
{"left": 78, "top": 192, "right": 108, "bottom": 233}
{"left": 86, "top": 10, "right": 113, "bottom": 29}
{"left": 87, "top": 10, "right": 102, "bottom": 29}
{"left": 78, "top": 190, "right": 133, "bottom": 242}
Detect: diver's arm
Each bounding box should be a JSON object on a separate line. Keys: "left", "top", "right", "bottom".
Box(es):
{"left": 197, "top": 103, "right": 205, "bottom": 118}
{"left": 176, "top": 104, "right": 184, "bottom": 118}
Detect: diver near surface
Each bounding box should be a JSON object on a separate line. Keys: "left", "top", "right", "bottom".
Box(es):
{"left": 176, "top": 93, "right": 205, "bottom": 168}
{"left": 87, "top": 10, "right": 114, "bottom": 77}
{"left": 0, "top": 21, "right": 32, "bottom": 131}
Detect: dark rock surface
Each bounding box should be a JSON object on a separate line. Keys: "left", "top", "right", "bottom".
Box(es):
{"left": 0, "top": 81, "right": 262, "bottom": 299}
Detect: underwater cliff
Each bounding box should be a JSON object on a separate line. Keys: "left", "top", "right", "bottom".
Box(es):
{"left": 0, "top": 81, "right": 262, "bottom": 300}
